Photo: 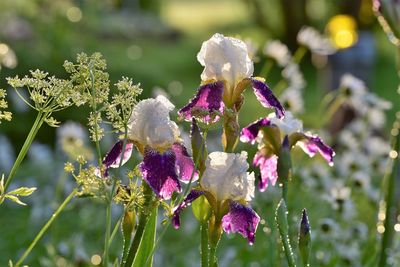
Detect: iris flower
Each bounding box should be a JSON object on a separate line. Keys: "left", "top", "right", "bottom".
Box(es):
{"left": 102, "top": 95, "right": 198, "bottom": 200}
{"left": 178, "top": 33, "right": 284, "bottom": 124}
{"left": 172, "top": 151, "right": 260, "bottom": 245}
{"left": 240, "top": 112, "right": 335, "bottom": 191}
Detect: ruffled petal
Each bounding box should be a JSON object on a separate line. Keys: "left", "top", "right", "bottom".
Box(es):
{"left": 253, "top": 153, "right": 278, "bottom": 191}
{"left": 172, "top": 143, "right": 199, "bottom": 183}
{"left": 222, "top": 201, "right": 260, "bottom": 245}
{"left": 298, "top": 134, "right": 335, "bottom": 166}
{"left": 251, "top": 79, "right": 285, "bottom": 118}
{"left": 240, "top": 118, "right": 271, "bottom": 144}
{"left": 172, "top": 190, "right": 204, "bottom": 229}
{"left": 178, "top": 81, "right": 225, "bottom": 123}
{"left": 140, "top": 147, "right": 181, "bottom": 200}
{"left": 102, "top": 140, "right": 134, "bottom": 176}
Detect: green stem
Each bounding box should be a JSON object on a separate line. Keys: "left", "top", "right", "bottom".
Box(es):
{"left": 293, "top": 46, "right": 307, "bottom": 64}
{"left": 281, "top": 233, "right": 296, "bottom": 267}
{"left": 273, "top": 79, "right": 287, "bottom": 96}
{"left": 378, "top": 118, "right": 400, "bottom": 267}
{"left": 123, "top": 184, "right": 153, "bottom": 267}
{"left": 201, "top": 223, "right": 209, "bottom": 267}
{"left": 259, "top": 60, "right": 274, "bottom": 78}
{"left": 15, "top": 188, "right": 77, "bottom": 267}
{"left": 208, "top": 245, "right": 217, "bottom": 267}
{"left": 103, "top": 195, "right": 113, "bottom": 267}
{"left": 323, "top": 95, "right": 345, "bottom": 127}
{"left": 222, "top": 113, "right": 239, "bottom": 153}
{"left": 4, "top": 111, "right": 45, "bottom": 191}
{"left": 282, "top": 179, "right": 288, "bottom": 204}
{"left": 109, "top": 217, "right": 121, "bottom": 247}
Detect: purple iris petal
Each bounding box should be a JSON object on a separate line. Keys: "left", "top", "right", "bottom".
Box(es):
{"left": 178, "top": 81, "right": 225, "bottom": 123}
{"left": 102, "top": 140, "right": 134, "bottom": 176}
{"left": 140, "top": 147, "right": 181, "bottom": 200}
{"left": 253, "top": 153, "right": 278, "bottom": 191}
{"left": 251, "top": 79, "right": 285, "bottom": 118}
{"left": 299, "top": 134, "right": 335, "bottom": 166}
{"left": 240, "top": 118, "right": 271, "bottom": 144}
{"left": 222, "top": 201, "right": 260, "bottom": 245}
{"left": 172, "top": 143, "right": 199, "bottom": 183}
{"left": 172, "top": 190, "right": 204, "bottom": 229}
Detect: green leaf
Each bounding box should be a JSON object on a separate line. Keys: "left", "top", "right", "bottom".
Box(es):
{"left": 122, "top": 209, "right": 136, "bottom": 263}
{"left": 8, "top": 187, "right": 37, "bottom": 196}
{"left": 131, "top": 208, "right": 158, "bottom": 267}
{"left": 192, "top": 195, "right": 211, "bottom": 223}
{"left": 0, "top": 174, "right": 4, "bottom": 195}
{"left": 5, "top": 194, "right": 27, "bottom": 205}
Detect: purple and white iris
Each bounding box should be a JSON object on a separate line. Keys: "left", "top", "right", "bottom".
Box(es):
{"left": 103, "top": 95, "right": 198, "bottom": 200}
{"left": 179, "top": 33, "right": 284, "bottom": 124}
{"left": 172, "top": 151, "right": 260, "bottom": 245}
{"left": 240, "top": 112, "right": 335, "bottom": 191}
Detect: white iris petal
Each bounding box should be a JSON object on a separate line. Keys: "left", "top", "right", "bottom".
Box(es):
{"left": 128, "top": 95, "right": 180, "bottom": 149}
{"left": 201, "top": 151, "right": 255, "bottom": 202}
{"left": 197, "top": 33, "right": 254, "bottom": 91}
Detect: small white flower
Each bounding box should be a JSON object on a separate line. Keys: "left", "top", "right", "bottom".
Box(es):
{"left": 280, "top": 88, "right": 304, "bottom": 114}
{"left": 340, "top": 74, "right": 367, "bottom": 97}
{"left": 268, "top": 111, "right": 303, "bottom": 135}
{"left": 57, "top": 121, "right": 88, "bottom": 147}
{"left": 201, "top": 151, "right": 255, "bottom": 202}
{"left": 297, "top": 26, "right": 336, "bottom": 55}
{"left": 128, "top": 95, "right": 180, "bottom": 149}
{"left": 263, "top": 40, "right": 292, "bottom": 67}
{"left": 197, "top": 33, "right": 254, "bottom": 90}
{"left": 282, "top": 63, "right": 306, "bottom": 89}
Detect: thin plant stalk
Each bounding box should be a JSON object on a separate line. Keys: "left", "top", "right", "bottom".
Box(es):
{"left": 104, "top": 127, "right": 129, "bottom": 266}
{"left": 4, "top": 111, "right": 46, "bottom": 191}
{"left": 378, "top": 118, "right": 399, "bottom": 267}
{"left": 201, "top": 222, "right": 209, "bottom": 267}
{"left": 15, "top": 188, "right": 78, "bottom": 267}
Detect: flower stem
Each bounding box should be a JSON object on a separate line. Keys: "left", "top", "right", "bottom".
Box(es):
{"left": 103, "top": 192, "right": 113, "bottom": 267}
{"left": 4, "top": 111, "right": 46, "bottom": 192}
{"left": 282, "top": 178, "right": 288, "bottom": 204}
{"left": 201, "top": 222, "right": 209, "bottom": 267}
{"left": 15, "top": 188, "right": 77, "bottom": 267}
{"left": 323, "top": 95, "right": 345, "bottom": 127}
{"left": 208, "top": 215, "right": 222, "bottom": 267}
{"left": 222, "top": 112, "right": 239, "bottom": 153}
{"left": 208, "top": 245, "right": 218, "bottom": 267}
{"left": 259, "top": 60, "right": 274, "bottom": 78}
{"left": 276, "top": 199, "right": 296, "bottom": 267}
{"left": 378, "top": 115, "right": 400, "bottom": 267}
{"left": 293, "top": 46, "right": 307, "bottom": 64}
{"left": 123, "top": 183, "right": 154, "bottom": 267}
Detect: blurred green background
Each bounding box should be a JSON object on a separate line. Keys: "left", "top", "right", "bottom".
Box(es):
{"left": 0, "top": 0, "right": 399, "bottom": 266}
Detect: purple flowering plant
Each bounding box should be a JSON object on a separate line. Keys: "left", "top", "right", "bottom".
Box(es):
{"left": 0, "top": 31, "right": 337, "bottom": 267}
{"left": 3, "top": 19, "right": 399, "bottom": 266}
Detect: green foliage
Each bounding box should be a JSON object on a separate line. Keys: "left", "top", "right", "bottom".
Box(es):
{"left": 0, "top": 174, "right": 36, "bottom": 206}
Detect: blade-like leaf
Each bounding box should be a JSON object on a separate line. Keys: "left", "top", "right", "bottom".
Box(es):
{"left": 5, "top": 195, "right": 26, "bottom": 205}
{"left": 132, "top": 208, "right": 158, "bottom": 267}
{"left": 8, "top": 187, "right": 37, "bottom": 196}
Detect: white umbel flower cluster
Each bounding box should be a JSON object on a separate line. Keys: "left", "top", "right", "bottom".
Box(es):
{"left": 201, "top": 151, "right": 255, "bottom": 202}
{"left": 128, "top": 95, "right": 180, "bottom": 149}
{"left": 197, "top": 33, "right": 254, "bottom": 90}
